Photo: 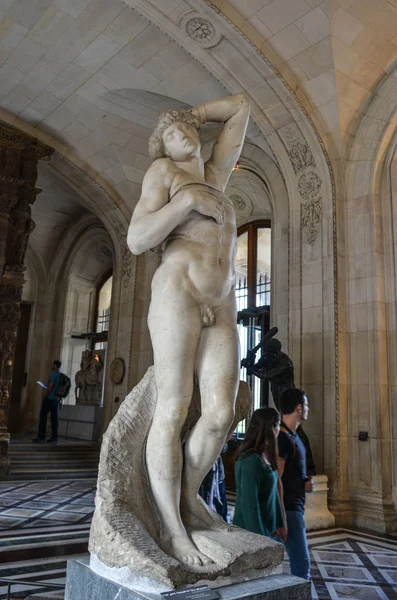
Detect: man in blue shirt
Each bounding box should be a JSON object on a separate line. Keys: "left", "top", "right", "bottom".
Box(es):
{"left": 33, "top": 360, "right": 62, "bottom": 444}
{"left": 278, "top": 387, "right": 313, "bottom": 580}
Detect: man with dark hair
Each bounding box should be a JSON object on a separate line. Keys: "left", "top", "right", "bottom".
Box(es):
{"left": 278, "top": 387, "right": 313, "bottom": 581}
{"left": 33, "top": 360, "right": 62, "bottom": 444}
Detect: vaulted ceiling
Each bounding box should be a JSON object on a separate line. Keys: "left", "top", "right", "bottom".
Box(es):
{"left": 1, "top": 0, "right": 396, "bottom": 277}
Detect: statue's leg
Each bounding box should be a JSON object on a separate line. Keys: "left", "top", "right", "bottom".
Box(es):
{"left": 181, "top": 298, "right": 239, "bottom": 528}
{"left": 147, "top": 290, "right": 213, "bottom": 567}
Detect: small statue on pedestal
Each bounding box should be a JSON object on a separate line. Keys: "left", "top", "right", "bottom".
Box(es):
{"left": 75, "top": 350, "right": 103, "bottom": 405}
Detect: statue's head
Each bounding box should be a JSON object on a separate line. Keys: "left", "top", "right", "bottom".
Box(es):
{"left": 149, "top": 110, "right": 201, "bottom": 162}
{"left": 264, "top": 338, "right": 282, "bottom": 355}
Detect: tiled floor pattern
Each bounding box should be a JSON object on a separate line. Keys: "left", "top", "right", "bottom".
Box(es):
{"left": 0, "top": 480, "right": 96, "bottom": 531}
{"left": 2, "top": 474, "right": 397, "bottom": 598}
{"left": 0, "top": 480, "right": 95, "bottom": 599}
{"left": 306, "top": 529, "right": 397, "bottom": 599}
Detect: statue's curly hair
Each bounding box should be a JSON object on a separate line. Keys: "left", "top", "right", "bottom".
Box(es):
{"left": 148, "top": 109, "right": 201, "bottom": 160}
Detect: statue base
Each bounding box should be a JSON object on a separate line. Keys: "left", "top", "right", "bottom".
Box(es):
{"left": 305, "top": 475, "right": 335, "bottom": 531}
{"left": 65, "top": 558, "right": 311, "bottom": 600}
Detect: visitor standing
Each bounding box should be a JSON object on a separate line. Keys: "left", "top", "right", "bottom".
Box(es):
{"left": 199, "top": 448, "right": 228, "bottom": 522}
{"left": 278, "top": 387, "right": 313, "bottom": 580}
{"left": 233, "top": 407, "right": 287, "bottom": 540}
{"left": 33, "top": 360, "right": 63, "bottom": 444}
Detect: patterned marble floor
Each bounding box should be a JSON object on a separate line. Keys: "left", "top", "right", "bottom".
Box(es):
{"left": 2, "top": 475, "right": 397, "bottom": 598}
{"left": 0, "top": 479, "right": 95, "bottom": 598}
{"left": 307, "top": 529, "right": 397, "bottom": 600}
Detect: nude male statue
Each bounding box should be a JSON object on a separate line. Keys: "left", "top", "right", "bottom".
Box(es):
{"left": 127, "top": 94, "right": 250, "bottom": 568}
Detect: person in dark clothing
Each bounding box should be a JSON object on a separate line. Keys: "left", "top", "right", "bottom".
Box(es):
{"left": 278, "top": 387, "right": 313, "bottom": 580}
{"left": 199, "top": 451, "right": 228, "bottom": 522}
{"left": 33, "top": 360, "right": 62, "bottom": 444}
{"left": 233, "top": 407, "right": 287, "bottom": 541}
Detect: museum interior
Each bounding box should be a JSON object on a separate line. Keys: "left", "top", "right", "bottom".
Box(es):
{"left": 1, "top": 0, "right": 397, "bottom": 598}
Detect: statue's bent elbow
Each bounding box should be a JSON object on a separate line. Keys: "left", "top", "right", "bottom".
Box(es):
{"left": 127, "top": 232, "right": 143, "bottom": 256}
{"left": 236, "top": 93, "right": 249, "bottom": 109}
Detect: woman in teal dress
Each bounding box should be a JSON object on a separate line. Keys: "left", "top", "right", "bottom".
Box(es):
{"left": 233, "top": 407, "right": 287, "bottom": 541}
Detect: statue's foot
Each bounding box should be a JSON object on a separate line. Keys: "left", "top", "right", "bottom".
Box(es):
{"left": 182, "top": 494, "right": 230, "bottom": 531}
{"left": 165, "top": 533, "right": 214, "bottom": 567}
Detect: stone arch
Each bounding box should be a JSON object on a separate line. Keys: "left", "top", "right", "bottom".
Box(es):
{"left": 1, "top": 1, "right": 337, "bottom": 479}
{"left": 342, "top": 62, "right": 397, "bottom": 531}
{"left": 20, "top": 155, "right": 138, "bottom": 432}
{"left": 231, "top": 143, "right": 290, "bottom": 350}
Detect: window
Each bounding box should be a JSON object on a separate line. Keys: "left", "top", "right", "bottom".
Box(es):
{"left": 95, "top": 272, "right": 112, "bottom": 351}
{"left": 235, "top": 221, "right": 271, "bottom": 435}
{"left": 235, "top": 221, "right": 271, "bottom": 310}
{"left": 96, "top": 274, "right": 112, "bottom": 334}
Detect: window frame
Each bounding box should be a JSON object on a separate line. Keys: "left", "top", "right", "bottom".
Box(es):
{"left": 93, "top": 268, "right": 113, "bottom": 342}
{"left": 237, "top": 219, "right": 271, "bottom": 309}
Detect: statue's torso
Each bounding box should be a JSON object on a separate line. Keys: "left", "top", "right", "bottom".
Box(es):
{"left": 152, "top": 170, "right": 237, "bottom": 306}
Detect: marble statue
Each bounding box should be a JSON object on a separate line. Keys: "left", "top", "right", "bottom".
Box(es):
{"left": 89, "top": 95, "right": 284, "bottom": 589}
{"left": 127, "top": 94, "right": 249, "bottom": 567}
{"left": 241, "top": 327, "right": 316, "bottom": 476}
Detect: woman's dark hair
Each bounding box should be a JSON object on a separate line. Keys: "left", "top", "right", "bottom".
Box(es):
{"left": 235, "top": 407, "right": 280, "bottom": 470}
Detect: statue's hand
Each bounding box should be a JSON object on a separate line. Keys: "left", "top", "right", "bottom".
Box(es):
{"left": 241, "top": 349, "right": 256, "bottom": 369}
{"left": 193, "top": 190, "right": 225, "bottom": 225}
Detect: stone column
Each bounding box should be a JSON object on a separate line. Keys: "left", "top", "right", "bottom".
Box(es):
{"left": 0, "top": 122, "right": 52, "bottom": 475}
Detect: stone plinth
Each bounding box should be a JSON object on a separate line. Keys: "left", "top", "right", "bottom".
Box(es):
{"left": 65, "top": 559, "right": 310, "bottom": 600}
{"left": 58, "top": 404, "right": 102, "bottom": 441}
{"left": 305, "top": 475, "right": 335, "bottom": 531}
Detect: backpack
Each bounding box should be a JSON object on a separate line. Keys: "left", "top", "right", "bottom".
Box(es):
{"left": 56, "top": 373, "right": 71, "bottom": 399}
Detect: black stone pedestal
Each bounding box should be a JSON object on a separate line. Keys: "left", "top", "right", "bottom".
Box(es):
{"left": 65, "top": 559, "right": 311, "bottom": 600}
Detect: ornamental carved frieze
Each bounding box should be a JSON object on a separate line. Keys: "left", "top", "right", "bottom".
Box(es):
{"left": 0, "top": 146, "right": 21, "bottom": 182}
{"left": 115, "top": 225, "right": 133, "bottom": 287}
{"left": 0, "top": 121, "right": 52, "bottom": 194}
{"left": 0, "top": 193, "right": 18, "bottom": 215}
{"left": 298, "top": 172, "right": 323, "bottom": 245}
{"left": 5, "top": 197, "right": 35, "bottom": 273}
{"left": 279, "top": 124, "right": 322, "bottom": 244}
{"left": 229, "top": 193, "right": 247, "bottom": 211}
{"left": 279, "top": 124, "right": 316, "bottom": 174}
{"left": 0, "top": 122, "right": 52, "bottom": 442}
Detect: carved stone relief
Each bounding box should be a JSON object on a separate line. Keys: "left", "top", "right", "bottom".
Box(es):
{"left": 279, "top": 124, "right": 316, "bottom": 174}
{"left": 5, "top": 198, "right": 35, "bottom": 272}
{"left": 298, "top": 172, "right": 323, "bottom": 245}
{"left": 114, "top": 225, "right": 133, "bottom": 287}
{"left": 279, "top": 123, "right": 322, "bottom": 244}
{"left": 179, "top": 12, "right": 222, "bottom": 48}
{"left": 229, "top": 193, "right": 247, "bottom": 211}
{"left": 0, "top": 121, "right": 52, "bottom": 474}
{"left": 0, "top": 193, "right": 18, "bottom": 215}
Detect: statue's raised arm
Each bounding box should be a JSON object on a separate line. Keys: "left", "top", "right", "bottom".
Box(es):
{"left": 191, "top": 93, "right": 250, "bottom": 191}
